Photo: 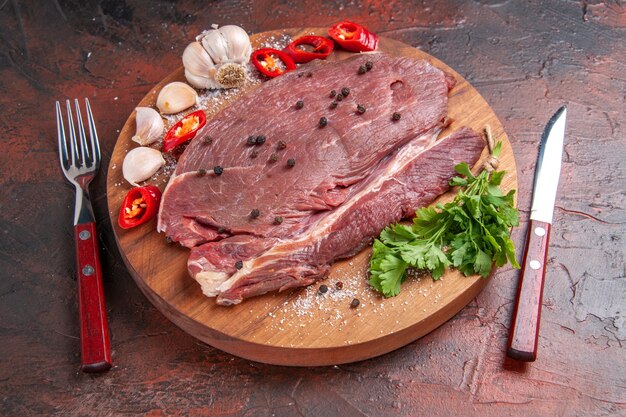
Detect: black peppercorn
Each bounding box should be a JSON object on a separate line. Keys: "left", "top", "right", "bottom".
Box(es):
{"left": 329, "top": 90, "right": 337, "bottom": 98}
{"left": 165, "top": 236, "right": 173, "bottom": 244}
{"left": 273, "top": 216, "right": 283, "bottom": 225}
{"left": 335, "top": 281, "right": 344, "bottom": 290}
{"left": 246, "top": 135, "right": 256, "bottom": 146}
{"left": 287, "top": 158, "right": 296, "bottom": 167}
{"left": 365, "top": 61, "right": 373, "bottom": 71}
{"left": 277, "top": 140, "right": 287, "bottom": 150}
{"left": 341, "top": 87, "right": 350, "bottom": 97}
{"left": 356, "top": 104, "right": 366, "bottom": 114}
{"left": 336, "top": 94, "right": 343, "bottom": 102}
{"left": 306, "top": 72, "right": 313, "bottom": 77}
{"left": 256, "top": 135, "right": 266, "bottom": 145}
{"left": 295, "top": 100, "right": 304, "bottom": 109}
{"left": 358, "top": 65, "right": 367, "bottom": 74}
{"left": 213, "top": 166, "right": 224, "bottom": 176}
{"left": 250, "top": 208, "right": 260, "bottom": 219}
{"left": 318, "top": 284, "right": 328, "bottom": 294}
{"left": 235, "top": 260, "right": 243, "bottom": 270}
{"left": 330, "top": 101, "right": 338, "bottom": 109}
{"left": 196, "top": 168, "right": 207, "bottom": 177}
{"left": 392, "top": 112, "right": 401, "bottom": 121}
{"left": 319, "top": 117, "right": 328, "bottom": 127}
{"left": 269, "top": 153, "right": 278, "bottom": 163}
{"left": 350, "top": 298, "right": 360, "bottom": 308}
{"left": 250, "top": 150, "right": 258, "bottom": 159}
{"left": 217, "top": 227, "right": 226, "bottom": 234}
{"left": 203, "top": 136, "right": 213, "bottom": 145}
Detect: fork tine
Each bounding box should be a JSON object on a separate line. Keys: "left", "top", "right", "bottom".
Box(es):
{"left": 85, "top": 98, "right": 101, "bottom": 169}
{"left": 74, "top": 98, "right": 91, "bottom": 167}
{"left": 66, "top": 99, "right": 81, "bottom": 167}
{"left": 56, "top": 101, "right": 69, "bottom": 170}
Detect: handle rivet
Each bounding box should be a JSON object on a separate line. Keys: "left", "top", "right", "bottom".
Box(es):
{"left": 534, "top": 227, "right": 546, "bottom": 237}
{"left": 530, "top": 260, "right": 541, "bottom": 270}
{"left": 79, "top": 230, "right": 91, "bottom": 240}
{"left": 83, "top": 265, "right": 95, "bottom": 276}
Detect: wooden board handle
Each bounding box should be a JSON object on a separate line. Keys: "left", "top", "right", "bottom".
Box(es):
{"left": 507, "top": 219, "right": 551, "bottom": 362}
{"left": 74, "top": 222, "right": 112, "bottom": 373}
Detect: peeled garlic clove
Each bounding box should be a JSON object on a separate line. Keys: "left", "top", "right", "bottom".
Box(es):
{"left": 182, "top": 42, "right": 216, "bottom": 77}
{"left": 132, "top": 107, "right": 164, "bottom": 145}
{"left": 122, "top": 147, "right": 165, "bottom": 187}
{"left": 185, "top": 68, "right": 220, "bottom": 90}
{"left": 156, "top": 82, "right": 198, "bottom": 114}
{"left": 217, "top": 25, "right": 252, "bottom": 64}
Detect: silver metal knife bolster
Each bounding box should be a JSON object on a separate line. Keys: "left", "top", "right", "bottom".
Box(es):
{"left": 529, "top": 208, "right": 554, "bottom": 224}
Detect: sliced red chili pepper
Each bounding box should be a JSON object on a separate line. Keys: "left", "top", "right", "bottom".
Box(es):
{"left": 162, "top": 110, "right": 207, "bottom": 153}
{"left": 328, "top": 21, "right": 379, "bottom": 53}
{"left": 118, "top": 185, "right": 162, "bottom": 229}
{"left": 251, "top": 48, "right": 297, "bottom": 78}
{"left": 283, "top": 36, "right": 334, "bottom": 63}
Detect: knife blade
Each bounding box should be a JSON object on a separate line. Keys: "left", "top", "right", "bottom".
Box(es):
{"left": 507, "top": 106, "right": 567, "bottom": 362}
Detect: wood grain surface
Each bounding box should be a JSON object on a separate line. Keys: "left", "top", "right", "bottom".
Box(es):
{"left": 1, "top": 1, "right": 625, "bottom": 416}
{"left": 507, "top": 219, "right": 552, "bottom": 362}
{"left": 106, "top": 28, "right": 518, "bottom": 366}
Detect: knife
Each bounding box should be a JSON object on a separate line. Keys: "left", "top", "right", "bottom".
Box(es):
{"left": 507, "top": 106, "right": 567, "bottom": 362}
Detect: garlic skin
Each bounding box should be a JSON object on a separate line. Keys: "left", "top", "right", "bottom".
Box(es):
{"left": 183, "top": 44, "right": 220, "bottom": 89}
{"left": 183, "top": 25, "right": 251, "bottom": 90}
{"left": 199, "top": 28, "right": 230, "bottom": 65}
{"left": 215, "top": 25, "right": 253, "bottom": 64}
{"left": 184, "top": 68, "right": 217, "bottom": 90}
{"left": 132, "top": 107, "right": 164, "bottom": 145}
{"left": 122, "top": 147, "right": 165, "bottom": 187}
{"left": 156, "top": 82, "right": 198, "bottom": 114}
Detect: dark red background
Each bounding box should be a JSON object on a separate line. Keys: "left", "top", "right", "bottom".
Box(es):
{"left": 1, "top": 1, "right": 624, "bottom": 415}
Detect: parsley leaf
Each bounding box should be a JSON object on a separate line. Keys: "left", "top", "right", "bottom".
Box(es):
{"left": 378, "top": 254, "right": 408, "bottom": 296}
{"left": 474, "top": 249, "right": 492, "bottom": 277}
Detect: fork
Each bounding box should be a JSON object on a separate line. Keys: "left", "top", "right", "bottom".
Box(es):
{"left": 56, "top": 98, "right": 112, "bottom": 373}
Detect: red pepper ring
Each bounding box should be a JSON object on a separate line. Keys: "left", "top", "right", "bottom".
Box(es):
{"left": 118, "top": 185, "right": 162, "bottom": 230}
{"left": 162, "top": 110, "right": 207, "bottom": 153}
{"left": 328, "top": 21, "right": 379, "bottom": 53}
{"left": 251, "top": 48, "right": 297, "bottom": 78}
{"left": 283, "top": 36, "right": 334, "bottom": 63}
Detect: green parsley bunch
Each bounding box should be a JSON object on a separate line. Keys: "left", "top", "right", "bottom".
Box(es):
{"left": 369, "top": 142, "right": 520, "bottom": 297}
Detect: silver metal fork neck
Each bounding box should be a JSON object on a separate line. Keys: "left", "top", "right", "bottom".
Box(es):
{"left": 74, "top": 186, "right": 96, "bottom": 225}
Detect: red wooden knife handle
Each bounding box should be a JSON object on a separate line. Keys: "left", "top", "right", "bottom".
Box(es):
{"left": 74, "top": 222, "right": 112, "bottom": 373}
{"left": 507, "top": 219, "right": 551, "bottom": 362}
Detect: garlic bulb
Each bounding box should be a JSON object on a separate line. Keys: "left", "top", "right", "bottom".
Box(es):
{"left": 122, "top": 147, "right": 165, "bottom": 187}
{"left": 132, "top": 107, "right": 164, "bottom": 145}
{"left": 183, "top": 24, "right": 252, "bottom": 90}
{"left": 156, "top": 82, "right": 198, "bottom": 114}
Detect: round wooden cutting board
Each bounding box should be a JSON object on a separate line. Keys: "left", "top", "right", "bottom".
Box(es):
{"left": 106, "top": 28, "right": 517, "bottom": 366}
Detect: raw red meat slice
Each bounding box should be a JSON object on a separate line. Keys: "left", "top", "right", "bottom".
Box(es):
{"left": 158, "top": 53, "right": 451, "bottom": 247}
{"left": 157, "top": 53, "right": 484, "bottom": 305}
{"left": 190, "top": 128, "right": 484, "bottom": 304}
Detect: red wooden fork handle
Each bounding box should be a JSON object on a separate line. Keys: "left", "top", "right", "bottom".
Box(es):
{"left": 507, "top": 219, "right": 551, "bottom": 362}
{"left": 74, "top": 222, "right": 112, "bottom": 373}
